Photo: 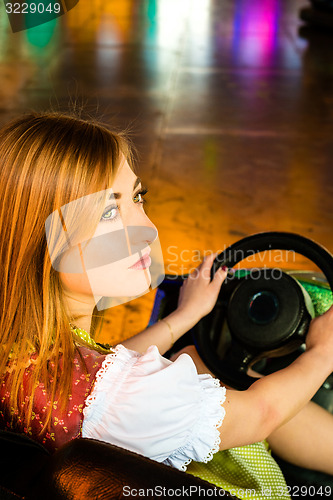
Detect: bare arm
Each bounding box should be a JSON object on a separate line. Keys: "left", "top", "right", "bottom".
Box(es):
{"left": 172, "top": 336, "right": 333, "bottom": 450}
{"left": 173, "top": 342, "right": 333, "bottom": 473}
{"left": 219, "top": 343, "right": 333, "bottom": 450}
{"left": 172, "top": 302, "right": 333, "bottom": 452}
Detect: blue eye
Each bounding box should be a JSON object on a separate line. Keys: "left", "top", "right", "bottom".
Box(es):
{"left": 100, "top": 187, "right": 148, "bottom": 223}
{"left": 100, "top": 205, "right": 118, "bottom": 223}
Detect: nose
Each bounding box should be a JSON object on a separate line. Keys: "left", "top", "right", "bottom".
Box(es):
{"left": 126, "top": 205, "right": 158, "bottom": 252}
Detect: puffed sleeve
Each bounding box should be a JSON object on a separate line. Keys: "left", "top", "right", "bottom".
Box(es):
{"left": 81, "top": 344, "right": 226, "bottom": 472}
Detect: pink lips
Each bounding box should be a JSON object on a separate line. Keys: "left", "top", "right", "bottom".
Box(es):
{"left": 128, "top": 249, "right": 152, "bottom": 270}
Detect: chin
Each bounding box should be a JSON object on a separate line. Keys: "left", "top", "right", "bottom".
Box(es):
{"left": 123, "top": 268, "right": 152, "bottom": 296}
{"left": 89, "top": 268, "right": 152, "bottom": 299}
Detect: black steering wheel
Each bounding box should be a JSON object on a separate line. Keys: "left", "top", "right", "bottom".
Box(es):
{"left": 191, "top": 232, "right": 333, "bottom": 390}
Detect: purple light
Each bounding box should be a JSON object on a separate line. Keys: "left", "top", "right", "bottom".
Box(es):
{"left": 232, "top": 0, "right": 280, "bottom": 67}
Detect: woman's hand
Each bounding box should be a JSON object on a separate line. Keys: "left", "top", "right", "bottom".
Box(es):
{"left": 305, "top": 304, "right": 333, "bottom": 368}
{"left": 176, "top": 252, "right": 228, "bottom": 324}
{"left": 219, "top": 303, "right": 333, "bottom": 451}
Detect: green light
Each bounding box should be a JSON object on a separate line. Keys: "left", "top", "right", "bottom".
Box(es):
{"left": 26, "top": 14, "right": 57, "bottom": 48}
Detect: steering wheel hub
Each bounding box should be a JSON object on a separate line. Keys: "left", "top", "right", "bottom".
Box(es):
{"left": 248, "top": 291, "right": 280, "bottom": 325}
{"left": 227, "top": 269, "right": 311, "bottom": 350}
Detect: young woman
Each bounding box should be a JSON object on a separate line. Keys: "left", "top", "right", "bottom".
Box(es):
{"left": 0, "top": 112, "right": 332, "bottom": 499}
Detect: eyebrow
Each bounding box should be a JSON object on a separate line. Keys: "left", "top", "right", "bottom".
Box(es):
{"left": 108, "top": 177, "right": 141, "bottom": 200}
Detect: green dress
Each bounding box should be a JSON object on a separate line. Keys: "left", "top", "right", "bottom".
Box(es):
{"left": 186, "top": 441, "right": 291, "bottom": 499}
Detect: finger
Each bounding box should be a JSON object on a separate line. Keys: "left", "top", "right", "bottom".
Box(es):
{"left": 210, "top": 267, "right": 228, "bottom": 292}
{"left": 200, "top": 251, "right": 218, "bottom": 269}
{"left": 218, "top": 265, "right": 235, "bottom": 277}
{"left": 197, "top": 253, "right": 210, "bottom": 270}
{"left": 192, "top": 252, "right": 215, "bottom": 277}
{"left": 194, "top": 252, "right": 216, "bottom": 277}
{"left": 215, "top": 266, "right": 228, "bottom": 280}
{"left": 199, "top": 253, "right": 225, "bottom": 282}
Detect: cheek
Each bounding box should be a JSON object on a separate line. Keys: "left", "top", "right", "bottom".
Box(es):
{"left": 59, "top": 270, "right": 94, "bottom": 295}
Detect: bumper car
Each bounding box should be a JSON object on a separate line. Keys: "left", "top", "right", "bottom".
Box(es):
{"left": 151, "top": 232, "right": 333, "bottom": 492}
{"left": 0, "top": 232, "right": 332, "bottom": 499}
{"left": 0, "top": 431, "right": 234, "bottom": 499}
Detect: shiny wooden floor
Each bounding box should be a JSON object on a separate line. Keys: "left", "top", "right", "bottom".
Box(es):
{"left": 0, "top": 0, "right": 332, "bottom": 344}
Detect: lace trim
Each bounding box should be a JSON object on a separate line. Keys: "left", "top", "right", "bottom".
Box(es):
{"left": 83, "top": 345, "right": 126, "bottom": 414}
{"left": 200, "top": 379, "right": 226, "bottom": 465}
{"left": 179, "top": 457, "right": 193, "bottom": 471}
{"left": 170, "top": 375, "right": 227, "bottom": 472}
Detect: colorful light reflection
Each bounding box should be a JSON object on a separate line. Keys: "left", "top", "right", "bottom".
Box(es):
{"left": 232, "top": 0, "right": 280, "bottom": 67}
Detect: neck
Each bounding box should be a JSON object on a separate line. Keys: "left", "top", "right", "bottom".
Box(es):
{"left": 62, "top": 292, "right": 98, "bottom": 335}
{"left": 71, "top": 316, "right": 92, "bottom": 333}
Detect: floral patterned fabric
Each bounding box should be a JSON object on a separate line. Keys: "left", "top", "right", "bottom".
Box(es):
{"left": 0, "top": 346, "right": 106, "bottom": 452}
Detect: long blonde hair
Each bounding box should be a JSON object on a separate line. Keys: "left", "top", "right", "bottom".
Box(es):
{"left": 0, "top": 111, "right": 132, "bottom": 433}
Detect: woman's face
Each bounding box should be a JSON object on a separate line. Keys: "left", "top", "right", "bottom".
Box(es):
{"left": 59, "top": 158, "right": 158, "bottom": 307}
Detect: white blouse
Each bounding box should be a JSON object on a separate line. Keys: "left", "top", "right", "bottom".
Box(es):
{"left": 81, "top": 344, "right": 226, "bottom": 472}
